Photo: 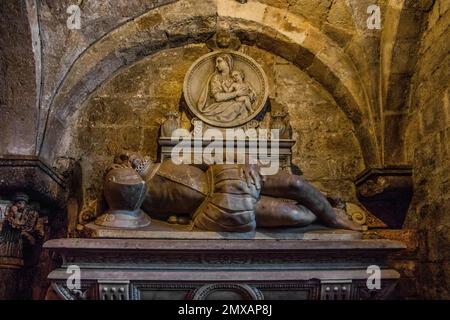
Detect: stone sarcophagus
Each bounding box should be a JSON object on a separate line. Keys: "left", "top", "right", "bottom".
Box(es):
{"left": 45, "top": 231, "right": 405, "bottom": 300}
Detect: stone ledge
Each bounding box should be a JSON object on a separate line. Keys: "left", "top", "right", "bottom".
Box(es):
{"left": 48, "top": 269, "right": 401, "bottom": 282}
{"left": 0, "top": 156, "right": 67, "bottom": 208}
{"left": 44, "top": 237, "right": 405, "bottom": 252}
{"left": 82, "top": 220, "right": 363, "bottom": 240}
{"left": 355, "top": 166, "right": 412, "bottom": 185}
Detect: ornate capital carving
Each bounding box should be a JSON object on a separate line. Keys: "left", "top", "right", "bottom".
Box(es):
{"left": 0, "top": 192, "right": 48, "bottom": 261}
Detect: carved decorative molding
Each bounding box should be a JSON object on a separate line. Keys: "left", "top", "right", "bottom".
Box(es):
{"left": 98, "top": 281, "right": 130, "bottom": 300}
{"left": 186, "top": 283, "right": 264, "bottom": 300}
{"left": 49, "top": 279, "right": 400, "bottom": 300}
{"left": 130, "top": 281, "right": 321, "bottom": 300}
{"left": 257, "top": 281, "right": 320, "bottom": 300}
{"left": 51, "top": 281, "right": 95, "bottom": 300}
{"left": 50, "top": 279, "right": 400, "bottom": 300}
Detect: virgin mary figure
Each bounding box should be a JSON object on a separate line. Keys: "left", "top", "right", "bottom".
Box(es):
{"left": 197, "top": 54, "right": 255, "bottom": 124}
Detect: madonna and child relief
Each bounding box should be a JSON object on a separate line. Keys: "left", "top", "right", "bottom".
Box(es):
{"left": 183, "top": 51, "right": 269, "bottom": 128}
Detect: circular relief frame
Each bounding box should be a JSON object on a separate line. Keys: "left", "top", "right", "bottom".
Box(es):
{"left": 183, "top": 50, "right": 269, "bottom": 128}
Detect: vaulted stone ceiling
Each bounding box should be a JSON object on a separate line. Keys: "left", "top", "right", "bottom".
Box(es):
{"left": 1, "top": 0, "right": 435, "bottom": 173}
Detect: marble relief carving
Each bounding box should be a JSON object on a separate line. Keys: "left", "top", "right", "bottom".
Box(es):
{"left": 183, "top": 51, "right": 269, "bottom": 128}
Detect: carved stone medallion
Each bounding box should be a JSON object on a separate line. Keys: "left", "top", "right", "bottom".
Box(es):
{"left": 183, "top": 50, "right": 269, "bottom": 128}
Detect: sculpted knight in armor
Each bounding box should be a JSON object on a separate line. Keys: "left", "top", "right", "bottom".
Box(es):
{"left": 97, "top": 153, "right": 363, "bottom": 232}
{"left": 95, "top": 31, "right": 363, "bottom": 233}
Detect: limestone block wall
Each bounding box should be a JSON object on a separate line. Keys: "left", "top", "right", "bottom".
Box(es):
{"left": 36, "top": 0, "right": 176, "bottom": 148}
{"left": 404, "top": 0, "right": 450, "bottom": 299}
{"left": 0, "top": 1, "right": 38, "bottom": 155}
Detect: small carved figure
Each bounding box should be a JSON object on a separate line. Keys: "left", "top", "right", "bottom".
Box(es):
{"left": 206, "top": 29, "right": 241, "bottom": 51}
{"left": 0, "top": 193, "right": 47, "bottom": 258}
{"left": 198, "top": 54, "right": 254, "bottom": 122}
{"left": 358, "top": 176, "right": 388, "bottom": 197}
{"left": 216, "top": 29, "right": 232, "bottom": 49}
{"left": 222, "top": 70, "right": 256, "bottom": 114}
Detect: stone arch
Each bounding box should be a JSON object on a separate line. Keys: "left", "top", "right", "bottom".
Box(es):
{"left": 38, "top": 0, "right": 379, "bottom": 168}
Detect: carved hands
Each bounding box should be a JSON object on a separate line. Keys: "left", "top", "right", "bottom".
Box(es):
{"left": 240, "top": 165, "right": 262, "bottom": 190}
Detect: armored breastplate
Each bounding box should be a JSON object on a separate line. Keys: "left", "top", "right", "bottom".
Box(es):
{"left": 142, "top": 161, "right": 208, "bottom": 216}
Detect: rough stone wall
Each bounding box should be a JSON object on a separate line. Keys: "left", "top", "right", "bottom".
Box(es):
{"left": 60, "top": 44, "right": 364, "bottom": 206}
{"left": 381, "top": 0, "right": 435, "bottom": 166}
{"left": 37, "top": 0, "right": 175, "bottom": 146}
{"left": 404, "top": 0, "right": 450, "bottom": 299}
{"left": 0, "top": 1, "right": 38, "bottom": 155}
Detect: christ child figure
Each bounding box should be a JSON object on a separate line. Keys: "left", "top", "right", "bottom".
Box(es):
{"left": 222, "top": 69, "right": 256, "bottom": 113}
